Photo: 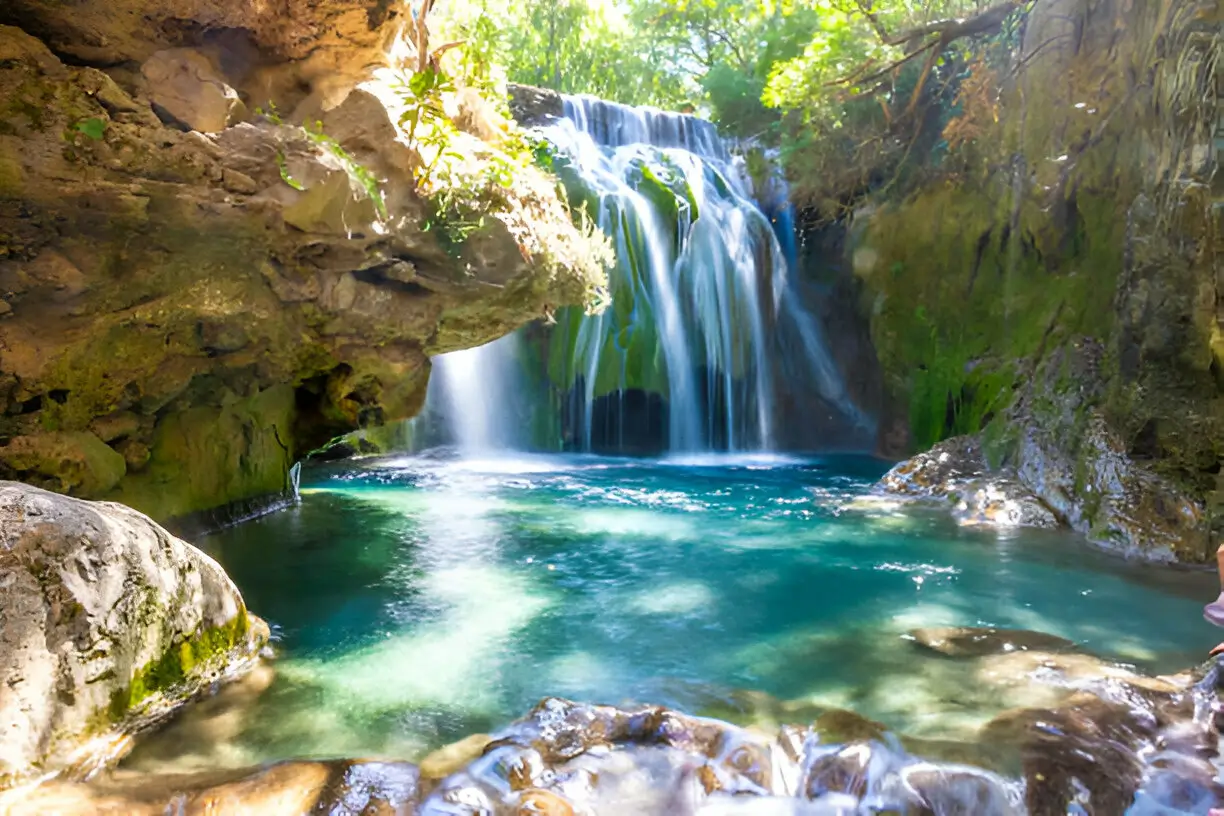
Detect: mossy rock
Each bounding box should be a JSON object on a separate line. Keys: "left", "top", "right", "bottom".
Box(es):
{"left": 0, "top": 482, "right": 269, "bottom": 787}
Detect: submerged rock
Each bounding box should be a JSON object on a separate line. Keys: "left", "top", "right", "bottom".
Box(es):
{"left": 0, "top": 482, "right": 268, "bottom": 787}
{"left": 908, "top": 627, "right": 1080, "bottom": 658}
{"left": 874, "top": 436, "right": 1060, "bottom": 530}
{"left": 6, "top": 670, "right": 1224, "bottom": 814}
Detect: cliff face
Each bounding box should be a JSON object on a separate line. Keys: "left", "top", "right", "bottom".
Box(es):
{"left": 842, "top": 0, "right": 1221, "bottom": 560}
{"left": 0, "top": 5, "right": 607, "bottom": 524}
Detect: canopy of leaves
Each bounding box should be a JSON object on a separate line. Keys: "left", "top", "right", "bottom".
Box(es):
{"left": 434, "top": 0, "right": 1028, "bottom": 207}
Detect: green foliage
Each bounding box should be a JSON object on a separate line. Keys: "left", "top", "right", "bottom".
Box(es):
{"left": 255, "top": 100, "right": 388, "bottom": 218}
{"left": 312, "top": 129, "right": 388, "bottom": 221}
{"left": 72, "top": 117, "right": 106, "bottom": 140}
{"left": 762, "top": 1, "right": 1030, "bottom": 212}
{"left": 275, "top": 151, "right": 304, "bottom": 191}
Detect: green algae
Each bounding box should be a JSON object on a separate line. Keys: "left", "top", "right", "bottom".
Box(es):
{"left": 106, "top": 607, "right": 252, "bottom": 723}
{"left": 108, "top": 386, "right": 296, "bottom": 521}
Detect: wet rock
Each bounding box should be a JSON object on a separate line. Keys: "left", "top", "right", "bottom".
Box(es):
{"left": 510, "top": 787, "right": 575, "bottom": 815}
{"left": 8, "top": 685, "right": 1219, "bottom": 814}
{"left": 508, "top": 84, "right": 565, "bottom": 126}
{"left": 908, "top": 626, "right": 1080, "bottom": 658}
{"left": 878, "top": 436, "right": 988, "bottom": 495}
{"left": 0, "top": 482, "right": 267, "bottom": 786}
{"left": 419, "top": 732, "right": 492, "bottom": 783}
{"left": 1015, "top": 401, "right": 1211, "bottom": 563}
{"left": 981, "top": 693, "right": 1151, "bottom": 815}
{"left": 875, "top": 436, "right": 1060, "bottom": 530}
{"left": 800, "top": 743, "right": 875, "bottom": 800}
{"left": 890, "top": 762, "right": 1021, "bottom": 815}
{"left": 0, "top": 759, "right": 420, "bottom": 815}
{"left": 319, "top": 761, "right": 421, "bottom": 815}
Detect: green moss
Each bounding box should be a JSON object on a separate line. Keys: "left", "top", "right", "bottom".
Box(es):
{"left": 0, "top": 145, "right": 22, "bottom": 195}
{"left": 106, "top": 607, "right": 252, "bottom": 722}
{"left": 857, "top": 173, "right": 1125, "bottom": 452}
{"left": 107, "top": 385, "right": 296, "bottom": 521}
{"left": 0, "top": 431, "right": 126, "bottom": 495}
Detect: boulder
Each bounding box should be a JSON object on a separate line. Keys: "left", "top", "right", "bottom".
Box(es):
{"left": 0, "top": 482, "right": 268, "bottom": 786}
{"left": 1009, "top": 343, "right": 1212, "bottom": 563}
{"left": 874, "top": 436, "right": 1060, "bottom": 530}
{"left": 507, "top": 84, "right": 565, "bottom": 126}
{"left": 140, "top": 48, "right": 245, "bottom": 133}
{"left": 1016, "top": 406, "right": 1210, "bottom": 563}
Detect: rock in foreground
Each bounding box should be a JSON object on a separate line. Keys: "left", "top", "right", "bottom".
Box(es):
{"left": 5, "top": 651, "right": 1224, "bottom": 815}
{"left": 0, "top": 482, "right": 267, "bottom": 787}
{"left": 873, "top": 436, "right": 1060, "bottom": 530}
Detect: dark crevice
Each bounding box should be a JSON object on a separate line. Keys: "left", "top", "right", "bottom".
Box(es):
{"left": 351, "top": 267, "right": 430, "bottom": 296}
{"left": 151, "top": 102, "right": 192, "bottom": 132}
{"left": 966, "top": 227, "right": 993, "bottom": 297}
{"left": 15, "top": 395, "right": 42, "bottom": 415}
{"left": 1129, "top": 418, "right": 1162, "bottom": 461}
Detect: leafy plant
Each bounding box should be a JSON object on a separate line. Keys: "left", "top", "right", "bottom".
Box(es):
{"left": 303, "top": 122, "right": 388, "bottom": 221}
{"left": 276, "top": 152, "right": 305, "bottom": 191}
{"left": 73, "top": 118, "right": 106, "bottom": 140}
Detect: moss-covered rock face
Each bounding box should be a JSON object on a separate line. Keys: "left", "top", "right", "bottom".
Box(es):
{"left": 0, "top": 20, "right": 607, "bottom": 524}
{"left": 0, "top": 481, "right": 270, "bottom": 787}
{"left": 845, "top": 0, "right": 1220, "bottom": 561}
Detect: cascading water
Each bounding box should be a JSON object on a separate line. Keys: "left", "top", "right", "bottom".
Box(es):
{"left": 414, "top": 94, "right": 869, "bottom": 457}
{"left": 541, "top": 95, "right": 865, "bottom": 453}
{"left": 411, "top": 334, "right": 527, "bottom": 455}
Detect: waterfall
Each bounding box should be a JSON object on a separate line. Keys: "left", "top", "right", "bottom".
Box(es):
{"left": 412, "top": 94, "right": 868, "bottom": 458}
{"left": 415, "top": 334, "right": 527, "bottom": 455}
{"left": 541, "top": 94, "right": 863, "bottom": 453}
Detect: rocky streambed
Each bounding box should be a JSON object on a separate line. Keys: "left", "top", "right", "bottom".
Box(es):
{"left": 5, "top": 665, "right": 1224, "bottom": 814}
{"left": 3, "top": 473, "right": 1224, "bottom": 815}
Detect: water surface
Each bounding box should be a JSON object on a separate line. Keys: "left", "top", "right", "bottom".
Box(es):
{"left": 125, "top": 454, "right": 1218, "bottom": 771}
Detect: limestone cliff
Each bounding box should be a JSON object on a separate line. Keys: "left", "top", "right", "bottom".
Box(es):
{"left": 835, "top": 0, "right": 1221, "bottom": 561}
{"left": 0, "top": 4, "right": 607, "bottom": 524}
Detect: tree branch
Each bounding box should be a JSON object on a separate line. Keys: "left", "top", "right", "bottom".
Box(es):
{"left": 852, "top": 0, "right": 891, "bottom": 44}
{"left": 827, "top": 39, "right": 938, "bottom": 88}
{"left": 886, "top": 1, "right": 1025, "bottom": 47}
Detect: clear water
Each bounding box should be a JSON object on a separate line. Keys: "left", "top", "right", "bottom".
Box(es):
{"left": 125, "top": 454, "right": 1217, "bottom": 772}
